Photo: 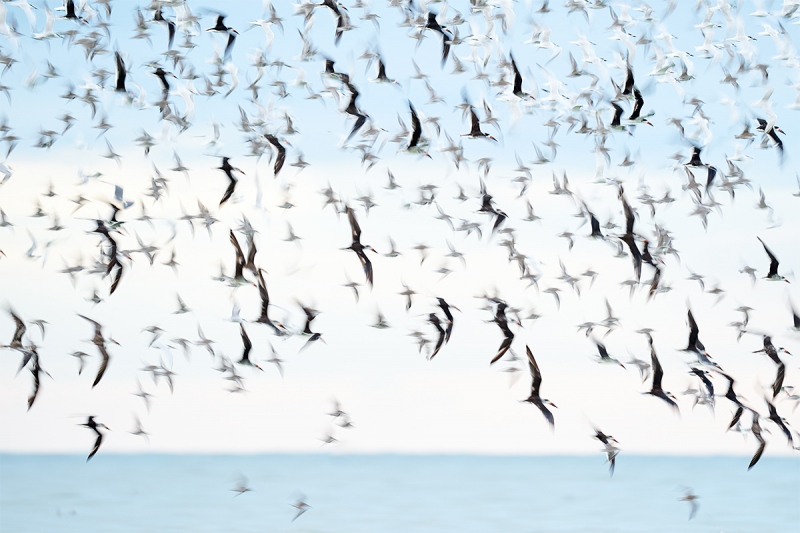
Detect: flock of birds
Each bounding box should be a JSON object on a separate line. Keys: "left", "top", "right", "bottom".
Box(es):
{"left": 1, "top": 0, "right": 800, "bottom": 523}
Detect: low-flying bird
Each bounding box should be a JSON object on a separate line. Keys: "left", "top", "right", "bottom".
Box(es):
{"left": 748, "top": 410, "right": 766, "bottom": 470}
{"left": 80, "top": 416, "right": 109, "bottom": 461}
{"left": 679, "top": 488, "right": 700, "bottom": 520}
{"left": 522, "top": 346, "right": 556, "bottom": 429}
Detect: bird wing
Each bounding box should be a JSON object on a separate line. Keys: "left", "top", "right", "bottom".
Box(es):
{"left": 92, "top": 343, "right": 109, "bottom": 388}
{"left": 229, "top": 231, "right": 246, "bottom": 277}
{"left": 219, "top": 178, "right": 237, "bottom": 206}
{"left": 469, "top": 107, "right": 481, "bottom": 136}
{"left": 240, "top": 324, "right": 252, "bottom": 362}
{"left": 511, "top": 56, "right": 523, "bottom": 94}
{"left": 346, "top": 207, "right": 362, "bottom": 243}
{"left": 526, "top": 345, "right": 542, "bottom": 397}
{"left": 757, "top": 237, "right": 779, "bottom": 278}
{"left": 650, "top": 342, "right": 664, "bottom": 391}
{"left": 408, "top": 102, "right": 422, "bottom": 148}
{"left": 87, "top": 432, "right": 104, "bottom": 462}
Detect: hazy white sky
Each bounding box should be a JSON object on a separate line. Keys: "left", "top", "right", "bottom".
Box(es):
{"left": 0, "top": 0, "right": 799, "bottom": 458}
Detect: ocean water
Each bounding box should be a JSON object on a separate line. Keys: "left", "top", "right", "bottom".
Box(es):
{"left": 0, "top": 454, "right": 797, "bottom": 533}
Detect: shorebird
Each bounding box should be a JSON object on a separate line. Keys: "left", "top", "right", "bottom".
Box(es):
{"left": 757, "top": 237, "right": 789, "bottom": 282}
{"left": 490, "top": 301, "right": 515, "bottom": 365}
{"left": 344, "top": 207, "right": 375, "bottom": 286}
{"left": 79, "top": 315, "right": 116, "bottom": 388}
{"left": 679, "top": 488, "right": 700, "bottom": 520}
{"left": 218, "top": 157, "right": 244, "bottom": 206}
{"left": 522, "top": 346, "right": 556, "bottom": 429}
{"left": 753, "top": 336, "right": 789, "bottom": 398}
{"left": 593, "top": 340, "right": 625, "bottom": 368}
{"left": 644, "top": 334, "right": 678, "bottom": 412}
{"left": 462, "top": 107, "right": 497, "bottom": 141}
{"left": 80, "top": 416, "right": 109, "bottom": 462}
{"left": 406, "top": 102, "right": 431, "bottom": 158}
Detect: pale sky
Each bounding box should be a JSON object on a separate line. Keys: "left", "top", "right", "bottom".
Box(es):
{"left": 0, "top": 0, "right": 799, "bottom": 459}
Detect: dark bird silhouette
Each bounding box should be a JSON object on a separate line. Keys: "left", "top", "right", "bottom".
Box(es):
{"left": 428, "top": 313, "right": 445, "bottom": 359}
{"left": 757, "top": 236, "right": 789, "bottom": 282}
{"left": 756, "top": 118, "right": 784, "bottom": 155}
{"left": 218, "top": 157, "right": 244, "bottom": 206}
{"left": 265, "top": 134, "right": 286, "bottom": 176}
{"left": 689, "top": 367, "right": 714, "bottom": 405}
{"left": 237, "top": 324, "right": 262, "bottom": 369}
{"left": 114, "top": 52, "right": 127, "bottom": 93}
{"left": 765, "top": 398, "right": 793, "bottom": 446}
{"left": 436, "top": 297, "right": 456, "bottom": 343}
{"left": 152, "top": 8, "right": 176, "bottom": 49}
{"left": 748, "top": 410, "right": 766, "bottom": 470}
{"left": 522, "top": 346, "right": 556, "bottom": 429}
{"left": 341, "top": 75, "right": 368, "bottom": 142}
{"left": 753, "top": 336, "right": 787, "bottom": 398}
{"left": 510, "top": 54, "right": 533, "bottom": 99}
{"left": 424, "top": 12, "right": 451, "bottom": 66}
{"left": 628, "top": 88, "right": 653, "bottom": 126}
{"left": 610, "top": 102, "right": 624, "bottom": 129}
{"left": 79, "top": 315, "right": 113, "bottom": 388}
{"left": 719, "top": 372, "right": 745, "bottom": 431}
{"left": 463, "top": 107, "right": 496, "bottom": 141}
{"left": 618, "top": 188, "right": 642, "bottom": 282}
{"left": 594, "top": 340, "right": 625, "bottom": 368}
{"left": 344, "top": 207, "right": 375, "bottom": 286}
{"left": 489, "top": 301, "right": 514, "bottom": 365}
{"left": 407, "top": 101, "right": 430, "bottom": 157}
{"left": 644, "top": 334, "right": 678, "bottom": 412}
{"left": 255, "top": 269, "right": 285, "bottom": 336}
{"left": 80, "top": 416, "right": 109, "bottom": 461}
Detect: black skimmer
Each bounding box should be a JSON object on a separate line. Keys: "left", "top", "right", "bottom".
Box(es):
{"left": 406, "top": 102, "right": 430, "bottom": 157}
{"left": 593, "top": 341, "right": 625, "bottom": 368}
{"left": 79, "top": 315, "right": 114, "bottom": 388}
{"left": 510, "top": 54, "right": 534, "bottom": 99}
{"left": 462, "top": 106, "right": 497, "bottom": 141}
{"left": 428, "top": 313, "right": 445, "bottom": 359}
{"left": 757, "top": 237, "right": 789, "bottom": 282}
{"left": 255, "top": 269, "right": 284, "bottom": 336}
{"left": 264, "top": 134, "right": 287, "bottom": 176}
{"left": 424, "top": 12, "right": 451, "bottom": 66}
{"left": 644, "top": 334, "right": 678, "bottom": 412}
{"left": 114, "top": 52, "right": 127, "bottom": 93}
{"left": 679, "top": 488, "right": 700, "bottom": 520}
{"left": 753, "top": 336, "right": 789, "bottom": 398}
{"left": 218, "top": 157, "right": 244, "bottom": 206}
{"left": 522, "top": 346, "right": 556, "bottom": 429}
{"left": 344, "top": 207, "right": 375, "bottom": 286}
{"left": 80, "top": 416, "right": 109, "bottom": 462}
{"left": 748, "top": 410, "right": 766, "bottom": 470}
{"left": 489, "top": 301, "right": 514, "bottom": 365}
{"left": 755, "top": 118, "right": 784, "bottom": 155}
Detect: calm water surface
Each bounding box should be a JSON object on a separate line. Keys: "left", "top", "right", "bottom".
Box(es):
{"left": 1, "top": 454, "right": 798, "bottom": 533}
